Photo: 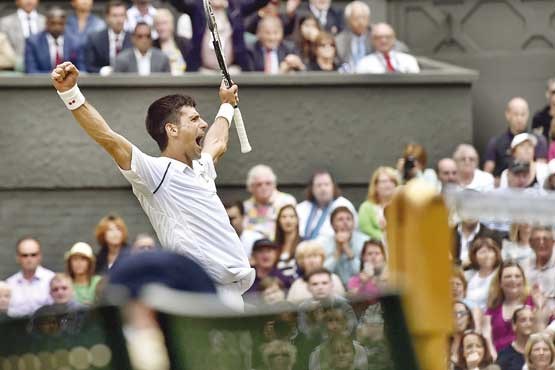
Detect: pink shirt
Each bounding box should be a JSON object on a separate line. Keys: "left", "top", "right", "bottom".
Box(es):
{"left": 347, "top": 274, "right": 380, "bottom": 297}
{"left": 485, "top": 296, "right": 534, "bottom": 352}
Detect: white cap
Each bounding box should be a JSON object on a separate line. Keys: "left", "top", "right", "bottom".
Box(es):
{"left": 65, "top": 242, "right": 95, "bottom": 260}
{"left": 511, "top": 133, "right": 537, "bottom": 150}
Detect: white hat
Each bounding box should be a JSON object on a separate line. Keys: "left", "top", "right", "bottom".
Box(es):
{"left": 65, "top": 242, "right": 94, "bottom": 260}
{"left": 511, "top": 133, "right": 537, "bottom": 150}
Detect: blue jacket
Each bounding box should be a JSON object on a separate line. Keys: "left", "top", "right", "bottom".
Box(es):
{"left": 25, "top": 31, "right": 85, "bottom": 73}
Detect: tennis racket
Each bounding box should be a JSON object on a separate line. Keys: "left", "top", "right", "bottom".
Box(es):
{"left": 203, "top": 0, "right": 252, "bottom": 153}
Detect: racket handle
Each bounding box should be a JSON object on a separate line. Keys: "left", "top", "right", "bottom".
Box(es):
{"left": 233, "top": 107, "right": 251, "bottom": 153}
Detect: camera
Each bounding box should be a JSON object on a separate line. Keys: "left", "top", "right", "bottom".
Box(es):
{"left": 403, "top": 155, "right": 416, "bottom": 181}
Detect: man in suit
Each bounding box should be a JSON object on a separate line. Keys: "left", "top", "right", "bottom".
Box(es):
{"left": 25, "top": 7, "right": 85, "bottom": 73}
{"left": 114, "top": 22, "right": 170, "bottom": 75}
{"left": 248, "top": 15, "right": 304, "bottom": 73}
{"left": 85, "top": 0, "right": 132, "bottom": 73}
{"left": 0, "top": 0, "right": 45, "bottom": 71}
{"left": 355, "top": 22, "right": 419, "bottom": 74}
{"left": 296, "top": 0, "right": 343, "bottom": 36}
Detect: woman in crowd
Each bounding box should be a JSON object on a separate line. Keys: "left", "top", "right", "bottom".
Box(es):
{"left": 307, "top": 32, "right": 341, "bottom": 72}
{"left": 455, "top": 332, "right": 500, "bottom": 370}
{"left": 274, "top": 205, "right": 302, "bottom": 280}
{"left": 484, "top": 261, "right": 534, "bottom": 354}
{"left": 502, "top": 223, "right": 534, "bottom": 267}
{"left": 292, "top": 14, "right": 321, "bottom": 65}
{"left": 95, "top": 214, "right": 130, "bottom": 274}
{"left": 66, "top": 0, "right": 105, "bottom": 48}
{"left": 358, "top": 166, "right": 400, "bottom": 240}
{"left": 347, "top": 239, "right": 387, "bottom": 298}
{"left": 524, "top": 333, "right": 555, "bottom": 370}
{"left": 452, "top": 267, "right": 483, "bottom": 327}
{"left": 465, "top": 237, "right": 502, "bottom": 310}
{"left": 286, "top": 241, "right": 345, "bottom": 303}
{"left": 497, "top": 306, "right": 535, "bottom": 370}
{"left": 261, "top": 339, "right": 297, "bottom": 370}
{"left": 451, "top": 300, "right": 476, "bottom": 366}
{"left": 153, "top": 8, "right": 190, "bottom": 75}
{"left": 397, "top": 143, "right": 439, "bottom": 187}
{"left": 65, "top": 242, "right": 102, "bottom": 305}
{"left": 258, "top": 276, "right": 286, "bottom": 305}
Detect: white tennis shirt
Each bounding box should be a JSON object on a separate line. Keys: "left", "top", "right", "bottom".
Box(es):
{"left": 119, "top": 145, "right": 255, "bottom": 289}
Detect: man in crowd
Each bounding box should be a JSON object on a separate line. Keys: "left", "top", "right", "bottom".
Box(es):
{"left": 225, "top": 200, "right": 264, "bottom": 257}
{"left": 25, "top": 6, "right": 84, "bottom": 73}
{"left": 6, "top": 237, "right": 55, "bottom": 317}
{"left": 484, "top": 97, "right": 547, "bottom": 180}
{"left": 86, "top": 0, "right": 132, "bottom": 74}
{"left": 125, "top": 0, "right": 157, "bottom": 38}
{"left": 0, "top": 0, "right": 45, "bottom": 71}
{"left": 114, "top": 22, "right": 170, "bottom": 75}
{"left": 436, "top": 157, "right": 458, "bottom": 191}
{"left": 297, "top": 170, "right": 357, "bottom": 242}
{"left": 243, "top": 164, "right": 296, "bottom": 238}
{"left": 245, "top": 239, "right": 293, "bottom": 295}
{"left": 453, "top": 215, "right": 499, "bottom": 267}
{"left": 300, "top": 0, "right": 343, "bottom": 35}
{"left": 453, "top": 144, "right": 494, "bottom": 192}
{"left": 355, "top": 22, "right": 419, "bottom": 74}
{"left": 532, "top": 77, "right": 555, "bottom": 142}
{"left": 322, "top": 206, "right": 366, "bottom": 286}
{"left": 526, "top": 226, "right": 555, "bottom": 311}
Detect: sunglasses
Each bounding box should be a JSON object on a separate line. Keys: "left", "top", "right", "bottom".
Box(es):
{"left": 19, "top": 253, "right": 39, "bottom": 258}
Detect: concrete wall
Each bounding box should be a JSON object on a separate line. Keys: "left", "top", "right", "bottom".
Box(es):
{"left": 0, "top": 64, "right": 476, "bottom": 277}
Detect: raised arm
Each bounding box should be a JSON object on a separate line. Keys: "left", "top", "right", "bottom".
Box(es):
{"left": 202, "top": 80, "right": 238, "bottom": 164}
{"left": 51, "top": 62, "right": 132, "bottom": 170}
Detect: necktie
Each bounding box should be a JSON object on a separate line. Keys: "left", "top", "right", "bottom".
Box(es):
{"left": 54, "top": 39, "right": 62, "bottom": 67}
{"left": 26, "top": 15, "right": 33, "bottom": 37}
{"left": 383, "top": 52, "right": 395, "bottom": 72}
{"left": 115, "top": 35, "right": 122, "bottom": 55}
{"left": 264, "top": 49, "right": 272, "bottom": 74}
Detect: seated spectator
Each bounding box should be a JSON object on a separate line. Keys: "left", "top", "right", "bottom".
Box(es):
{"left": 246, "top": 239, "right": 293, "bottom": 296}
{"left": 125, "top": 0, "right": 158, "bottom": 39}
{"left": 259, "top": 276, "right": 286, "bottom": 304}
{"left": 261, "top": 339, "right": 297, "bottom": 370}
{"left": 0, "top": 281, "right": 11, "bottom": 317}
{"left": 526, "top": 226, "right": 555, "bottom": 310}
{"left": 322, "top": 206, "right": 366, "bottom": 286}
{"left": 437, "top": 157, "right": 458, "bottom": 191}
{"left": 484, "top": 97, "right": 548, "bottom": 180}
{"left": 132, "top": 233, "right": 158, "bottom": 253}
{"left": 114, "top": 22, "right": 170, "bottom": 75}
{"left": 274, "top": 204, "right": 302, "bottom": 279}
{"left": 65, "top": 242, "right": 102, "bottom": 305}
{"left": 298, "top": 0, "right": 343, "bottom": 35}
{"left": 44, "top": 273, "right": 83, "bottom": 310}
{"left": 25, "top": 7, "right": 85, "bottom": 73}
{"left": 452, "top": 267, "right": 483, "bottom": 329}
{"left": 358, "top": 166, "right": 399, "bottom": 240}
{"left": 86, "top": 0, "right": 132, "bottom": 74}
{"left": 502, "top": 223, "right": 534, "bottom": 267}
{"left": 297, "top": 170, "right": 357, "bottom": 242}
{"left": 451, "top": 300, "right": 476, "bottom": 366}
{"left": 95, "top": 214, "right": 130, "bottom": 274}
{"left": 454, "top": 144, "right": 495, "bottom": 192}
{"left": 169, "top": 0, "right": 250, "bottom": 72}
{"left": 532, "top": 77, "right": 555, "bottom": 144}
{"left": 287, "top": 240, "right": 345, "bottom": 303}
{"left": 356, "top": 22, "right": 419, "bottom": 74}
{"left": 453, "top": 217, "right": 499, "bottom": 267}
{"left": 499, "top": 134, "right": 549, "bottom": 189}
{"left": 307, "top": 31, "right": 341, "bottom": 71}
{"left": 152, "top": 8, "right": 190, "bottom": 75}
{"left": 397, "top": 143, "right": 438, "bottom": 186}
{"left": 457, "top": 332, "right": 500, "bottom": 370}
{"left": 347, "top": 239, "right": 386, "bottom": 297}
{"left": 248, "top": 15, "right": 305, "bottom": 74}
{"left": 484, "top": 261, "right": 535, "bottom": 353}
{"left": 496, "top": 306, "right": 534, "bottom": 370}
{"left": 244, "top": 0, "right": 297, "bottom": 37}
{"left": 225, "top": 200, "right": 264, "bottom": 258}
{"left": 0, "top": 0, "right": 45, "bottom": 71}
{"left": 291, "top": 14, "right": 320, "bottom": 64}
{"left": 523, "top": 333, "right": 555, "bottom": 370}
{"left": 0, "top": 32, "right": 16, "bottom": 70}
{"left": 243, "top": 164, "right": 297, "bottom": 238}
{"left": 7, "top": 237, "right": 55, "bottom": 317}
{"left": 66, "top": 0, "right": 106, "bottom": 49}
{"left": 309, "top": 334, "right": 368, "bottom": 370}
{"left": 465, "top": 237, "right": 502, "bottom": 310}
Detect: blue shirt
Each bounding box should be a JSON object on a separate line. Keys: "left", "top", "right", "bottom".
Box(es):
{"left": 66, "top": 13, "right": 106, "bottom": 48}
{"left": 322, "top": 230, "right": 367, "bottom": 287}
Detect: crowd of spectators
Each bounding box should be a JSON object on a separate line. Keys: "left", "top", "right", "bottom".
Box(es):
{"left": 0, "top": 0, "right": 422, "bottom": 75}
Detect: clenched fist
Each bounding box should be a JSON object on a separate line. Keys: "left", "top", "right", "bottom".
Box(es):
{"left": 51, "top": 62, "right": 79, "bottom": 92}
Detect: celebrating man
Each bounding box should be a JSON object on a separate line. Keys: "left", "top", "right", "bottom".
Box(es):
{"left": 51, "top": 62, "right": 254, "bottom": 310}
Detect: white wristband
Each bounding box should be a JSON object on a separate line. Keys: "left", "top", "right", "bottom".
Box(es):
{"left": 215, "top": 103, "right": 234, "bottom": 127}
{"left": 57, "top": 84, "right": 85, "bottom": 110}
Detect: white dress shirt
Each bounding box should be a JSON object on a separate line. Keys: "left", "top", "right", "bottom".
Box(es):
{"left": 309, "top": 4, "right": 328, "bottom": 26}
{"left": 356, "top": 50, "right": 420, "bottom": 74}
{"left": 46, "top": 33, "right": 63, "bottom": 68}
{"left": 108, "top": 28, "right": 125, "bottom": 66}
{"left": 134, "top": 48, "right": 151, "bottom": 76}
{"left": 17, "top": 8, "right": 39, "bottom": 38}
{"left": 7, "top": 265, "right": 55, "bottom": 317}
{"left": 125, "top": 5, "right": 158, "bottom": 39}
{"left": 263, "top": 48, "right": 279, "bottom": 74}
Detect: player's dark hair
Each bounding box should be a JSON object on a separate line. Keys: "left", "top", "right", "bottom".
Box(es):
{"left": 146, "top": 94, "right": 196, "bottom": 151}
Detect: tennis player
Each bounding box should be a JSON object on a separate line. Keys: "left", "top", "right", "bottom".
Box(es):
{"left": 51, "top": 62, "right": 254, "bottom": 310}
